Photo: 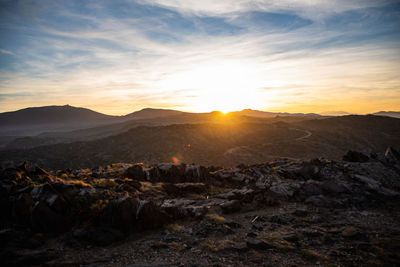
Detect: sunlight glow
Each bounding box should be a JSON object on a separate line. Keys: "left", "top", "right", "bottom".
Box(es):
{"left": 159, "top": 60, "right": 266, "bottom": 113}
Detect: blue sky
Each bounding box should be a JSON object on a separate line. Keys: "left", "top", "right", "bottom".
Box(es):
{"left": 0, "top": 0, "right": 399, "bottom": 114}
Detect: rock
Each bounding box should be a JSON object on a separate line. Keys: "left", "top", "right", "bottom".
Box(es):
{"left": 162, "top": 183, "right": 208, "bottom": 196}
{"left": 246, "top": 239, "right": 272, "bottom": 250}
{"left": 100, "top": 193, "right": 139, "bottom": 233}
{"left": 269, "top": 182, "right": 302, "bottom": 199}
{"left": 320, "top": 181, "right": 349, "bottom": 195}
{"left": 18, "top": 162, "right": 30, "bottom": 173}
{"left": 282, "top": 232, "right": 298, "bottom": 242}
{"left": 220, "top": 200, "right": 241, "bottom": 214}
{"left": 353, "top": 174, "right": 381, "bottom": 190}
{"left": 125, "top": 164, "right": 146, "bottom": 180}
{"left": 226, "top": 243, "right": 249, "bottom": 252}
{"left": 341, "top": 226, "right": 358, "bottom": 238}
{"left": 305, "top": 195, "right": 331, "bottom": 207}
{"left": 216, "top": 188, "right": 254, "bottom": 202}
{"left": 160, "top": 199, "right": 196, "bottom": 218}
{"left": 136, "top": 200, "right": 171, "bottom": 230}
{"left": 385, "top": 147, "right": 400, "bottom": 163}
{"left": 343, "top": 150, "right": 369, "bottom": 163}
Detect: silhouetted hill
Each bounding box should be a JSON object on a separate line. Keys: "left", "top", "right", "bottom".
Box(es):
{"left": 0, "top": 105, "right": 123, "bottom": 136}
{"left": 230, "top": 109, "right": 322, "bottom": 118}
{"left": 373, "top": 111, "right": 400, "bottom": 118}
{"left": 124, "top": 108, "right": 185, "bottom": 119}
{"left": 1, "top": 115, "right": 399, "bottom": 170}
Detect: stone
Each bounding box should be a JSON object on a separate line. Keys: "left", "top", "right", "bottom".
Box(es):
{"left": 341, "top": 226, "right": 358, "bottom": 238}
{"left": 246, "top": 239, "right": 272, "bottom": 250}
{"left": 124, "top": 164, "right": 146, "bottom": 180}
{"left": 343, "top": 150, "right": 369, "bottom": 163}
{"left": 136, "top": 200, "right": 171, "bottom": 230}
{"left": 100, "top": 193, "right": 139, "bottom": 233}
{"left": 282, "top": 232, "right": 299, "bottom": 242}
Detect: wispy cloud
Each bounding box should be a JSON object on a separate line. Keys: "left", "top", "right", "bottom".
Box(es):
{"left": 0, "top": 0, "right": 399, "bottom": 114}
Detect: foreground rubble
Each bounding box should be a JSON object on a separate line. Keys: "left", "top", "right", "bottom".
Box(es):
{"left": 1, "top": 148, "right": 400, "bottom": 266}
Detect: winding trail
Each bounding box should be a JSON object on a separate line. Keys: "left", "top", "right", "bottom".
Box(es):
{"left": 290, "top": 128, "right": 312, "bottom": 141}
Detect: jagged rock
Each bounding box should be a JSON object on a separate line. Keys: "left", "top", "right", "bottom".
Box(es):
{"left": 385, "top": 147, "right": 400, "bottom": 163}
{"left": 269, "top": 181, "right": 303, "bottom": 199}
{"left": 160, "top": 199, "right": 197, "bottom": 219}
{"left": 162, "top": 183, "right": 209, "bottom": 196}
{"left": 125, "top": 164, "right": 146, "bottom": 180}
{"left": 343, "top": 150, "right": 369, "bottom": 163}
{"left": 100, "top": 193, "right": 139, "bottom": 233}
{"left": 217, "top": 188, "right": 255, "bottom": 202}
{"left": 136, "top": 200, "right": 171, "bottom": 230}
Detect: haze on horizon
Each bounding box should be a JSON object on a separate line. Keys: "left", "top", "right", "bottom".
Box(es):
{"left": 0, "top": 0, "right": 399, "bottom": 115}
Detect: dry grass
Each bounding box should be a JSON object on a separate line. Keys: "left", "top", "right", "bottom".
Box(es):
{"left": 91, "top": 178, "right": 118, "bottom": 189}
{"left": 257, "top": 232, "right": 295, "bottom": 251}
{"left": 300, "top": 249, "right": 327, "bottom": 261}
{"left": 140, "top": 181, "right": 164, "bottom": 192}
{"left": 201, "top": 239, "right": 236, "bottom": 252}
{"left": 55, "top": 177, "right": 92, "bottom": 187}
{"left": 165, "top": 223, "right": 184, "bottom": 233}
{"left": 205, "top": 213, "right": 226, "bottom": 224}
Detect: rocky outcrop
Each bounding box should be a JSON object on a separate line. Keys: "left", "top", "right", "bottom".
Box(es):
{"left": 0, "top": 147, "right": 399, "bottom": 260}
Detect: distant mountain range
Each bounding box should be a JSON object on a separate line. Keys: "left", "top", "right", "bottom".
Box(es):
{"left": 372, "top": 111, "right": 400, "bottom": 119}
{"left": 0, "top": 105, "right": 399, "bottom": 147}
{"left": 1, "top": 114, "right": 399, "bottom": 170}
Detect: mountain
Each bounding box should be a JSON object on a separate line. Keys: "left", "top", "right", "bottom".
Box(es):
{"left": 373, "top": 111, "right": 400, "bottom": 119}
{"left": 124, "top": 108, "right": 185, "bottom": 119}
{"left": 230, "top": 109, "right": 322, "bottom": 118}
{"left": 0, "top": 105, "right": 122, "bottom": 136}
{"left": 1, "top": 115, "right": 399, "bottom": 170}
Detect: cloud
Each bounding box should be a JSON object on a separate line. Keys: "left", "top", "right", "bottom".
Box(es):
{"left": 137, "top": 0, "right": 394, "bottom": 20}
{"left": 0, "top": 48, "right": 15, "bottom": 56}
{"left": 0, "top": 0, "right": 399, "bottom": 114}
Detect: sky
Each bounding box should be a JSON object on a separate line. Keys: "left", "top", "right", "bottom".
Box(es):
{"left": 0, "top": 0, "right": 399, "bottom": 115}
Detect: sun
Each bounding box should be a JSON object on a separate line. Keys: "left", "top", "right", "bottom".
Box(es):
{"left": 159, "top": 60, "right": 265, "bottom": 113}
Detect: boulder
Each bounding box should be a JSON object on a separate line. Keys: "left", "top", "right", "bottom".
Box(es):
{"left": 124, "top": 164, "right": 147, "bottom": 180}
{"left": 343, "top": 150, "right": 369, "bottom": 163}
{"left": 100, "top": 193, "right": 139, "bottom": 233}
{"left": 135, "top": 200, "right": 171, "bottom": 230}
{"left": 217, "top": 188, "right": 255, "bottom": 202}
{"left": 162, "top": 183, "right": 209, "bottom": 196}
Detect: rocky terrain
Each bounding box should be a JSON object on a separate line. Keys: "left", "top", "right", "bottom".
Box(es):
{"left": 1, "top": 147, "right": 400, "bottom": 266}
